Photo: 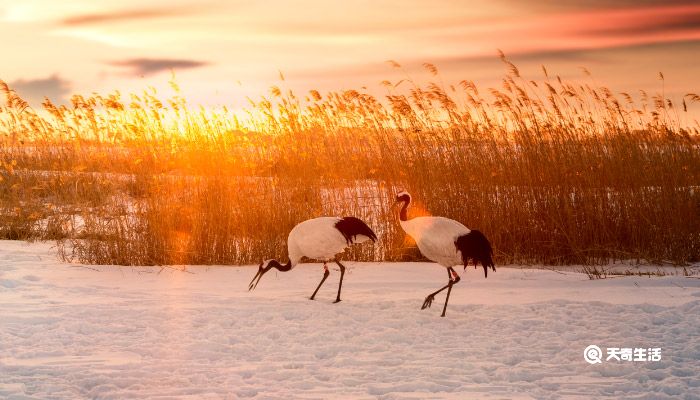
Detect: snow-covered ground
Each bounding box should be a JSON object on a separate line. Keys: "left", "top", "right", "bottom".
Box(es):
{"left": 1, "top": 240, "right": 699, "bottom": 399}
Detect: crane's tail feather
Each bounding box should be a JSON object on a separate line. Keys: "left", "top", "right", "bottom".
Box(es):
{"left": 455, "top": 230, "right": 495, "bottom": 278}
{"left": 334, "top": 217, "right": 378, "bottom": 245}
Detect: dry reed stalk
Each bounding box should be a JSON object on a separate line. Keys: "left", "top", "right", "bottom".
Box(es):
{"left": 1, "top": 57, "right": 698, "bottom": 266}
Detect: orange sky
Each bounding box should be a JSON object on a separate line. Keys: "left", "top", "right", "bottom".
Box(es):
{"left": 1, "top": 0, "right": 699, "bottom": 111}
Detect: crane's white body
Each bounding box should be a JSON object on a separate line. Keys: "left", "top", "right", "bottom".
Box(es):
{"left": 400, "top": 216, "right": 470, "bottom": 268}
{"left": 288, "top": 217, "right": 372, "bottom": 268}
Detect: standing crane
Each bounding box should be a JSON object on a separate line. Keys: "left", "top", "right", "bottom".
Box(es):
{"left": 395, "top": 191, "right": 495, "bottom": 316}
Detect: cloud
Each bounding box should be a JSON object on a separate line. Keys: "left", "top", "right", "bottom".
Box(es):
{"left": 7, "top": 74, "right": 71, "bottom": 106}
{"left": 429, "top": 39, "right": 700, "bottom": 71}
{"left": 588, "top": 13, "right": 700, "bottom": 37}
{"left": 107, "top": 58, "right": 209, "bottom": 76}
{"left": 505, "top": 0, "right": 697, "bottom": 12}
{"left": 61, "top": 7, "right": 191, "bottom": 26}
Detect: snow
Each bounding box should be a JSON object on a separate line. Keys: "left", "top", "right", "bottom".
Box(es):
{"left": 1, "top": 240, "right": 700, "bottom": 399}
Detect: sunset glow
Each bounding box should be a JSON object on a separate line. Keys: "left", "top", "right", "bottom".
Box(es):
{"left": 2, "top": 0, "right": 699, "bottom": 107}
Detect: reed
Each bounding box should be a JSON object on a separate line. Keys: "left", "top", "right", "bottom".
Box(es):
{"left": 1, "top": 57, "right": 698, "bottom": 266}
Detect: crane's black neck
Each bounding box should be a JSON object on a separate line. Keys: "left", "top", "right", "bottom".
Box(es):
{"left": 399, "top": 199, "right": 410, "bottom": 221}
{"left": 271, "top": 259, "right": 292, "bottom": 271}
{"left": 279, "top": 259, "right": 292, "bottom": 271}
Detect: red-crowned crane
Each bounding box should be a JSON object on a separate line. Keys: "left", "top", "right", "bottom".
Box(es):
{"left": 395, "top": 191, "right": 495, "bottom": 317}
{"left": 248, "top": 216, "right": 377, "bottom": 303}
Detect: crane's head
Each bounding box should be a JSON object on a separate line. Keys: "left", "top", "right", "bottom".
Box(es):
{"left": 248, "top": 259, "right": 291, "bottom": 291}
{"left": 395, "top": 191, "right": 411, "bottom": 204}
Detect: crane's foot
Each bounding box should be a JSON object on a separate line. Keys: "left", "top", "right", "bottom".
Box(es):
{"left": 421, "top": 294, "right": 435, "bottom": 309}
{"left": 333, "top": 299, "right": 342, "bottom": 304}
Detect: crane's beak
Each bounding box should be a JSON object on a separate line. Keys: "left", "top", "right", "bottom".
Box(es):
{"left": 248, "top": 262, "right": 270, "bottom": 291}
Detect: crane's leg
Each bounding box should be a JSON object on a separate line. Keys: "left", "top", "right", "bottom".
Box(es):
{"left": 441, "top": 268, "right": 460, "bottom": 317}
{"left": 333, "top": 260, "right": 346, "bottom": 303}
{"left": 310, "top": 263, "right": 330, "bottom": 300}
{"left": 422, "top": 267, "right": 461, "bottom": 315}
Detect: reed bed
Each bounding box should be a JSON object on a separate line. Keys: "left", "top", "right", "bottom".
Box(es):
{"left": 1, "top": 57, "right": 699, "bottom": 266}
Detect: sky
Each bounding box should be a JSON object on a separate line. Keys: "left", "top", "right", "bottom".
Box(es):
{"left": 1, "top": 0, "right": 699, "bottom": 111}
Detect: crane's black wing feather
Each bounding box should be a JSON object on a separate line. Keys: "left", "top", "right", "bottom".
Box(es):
{"left": 334, "top": 217, "right": 378, "bottom": 245}
{"left": 455, "top": 230, "right": 495, "bottom": 278}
